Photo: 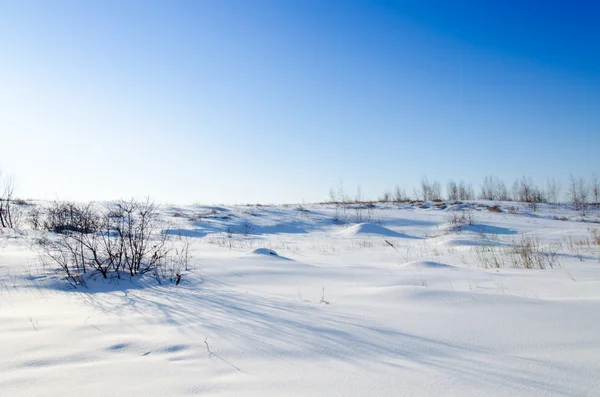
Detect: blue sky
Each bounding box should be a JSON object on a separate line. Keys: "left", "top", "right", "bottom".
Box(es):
{"left": 1, "top": 0, "right": 598, "bottom": 203}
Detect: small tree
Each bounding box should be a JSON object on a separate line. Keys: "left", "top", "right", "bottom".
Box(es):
{"left": 379, "top": 190, "right": 392, "bottom": 202}
{"left": 329, "top": 181, "right": 349, "bottom": 224}
{"left": 419, "top": 177, "right": 441, "bottom": 201}
{"left": 430, "top": 181, "right": 442, "bottom": 201}
{"left": 420, "top": 177, "right": 432, "bottom": 201}
{"left": 569, "top": 175, "right": 588, "bottom": 216}
{"left": 591, "top": 173, "right": 600, "bottom": 205}
{"left": 0, "top": 173, "right": 16, "bottom": 228}
{"left": 393, "top": 185, "right": 407, "bottom": 203}
{"left": 494, "top": 178, "right": 510, "bottom": 201}
{"left": 545, "top": 178, "right": 562, "bottom": 204}
{"left": 354, "top": 185, "right": 363, "bottom": 204}
{"left": 480, "top": 175, "right": 495, "bottom": 200}
{"left": 457, "top": 181, "right": 474, "bottom": 200}
{"left": 447, "top": 180, "right": 459, "bottom": 201}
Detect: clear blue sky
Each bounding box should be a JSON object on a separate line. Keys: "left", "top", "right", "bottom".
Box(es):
{"left": 1, "top": 0, "right": 598, "bottom": 203}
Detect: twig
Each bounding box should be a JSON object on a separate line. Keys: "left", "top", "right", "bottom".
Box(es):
{"left": 28, "top": 316, "right": 37, "bottom": 331}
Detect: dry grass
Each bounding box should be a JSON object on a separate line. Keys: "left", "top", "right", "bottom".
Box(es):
{"left": 475, "top": 235, "right": 561, "bottom": 269}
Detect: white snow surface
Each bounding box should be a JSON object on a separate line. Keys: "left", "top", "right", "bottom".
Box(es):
{"left": 337, "top": 222, "right": 408, "bottom": 237}
{"left": 1, "top": 201, "right": 600, "bottom": 396}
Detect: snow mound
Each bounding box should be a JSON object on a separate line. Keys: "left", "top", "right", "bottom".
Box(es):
{"left": 248, "top": 248, "right": 280, "bottom": 257}
{"left": 402, "top": 260, "right": 456, "bottom": 269}
{"left": 338, "top": 223, "right": 405, "bottom": 237}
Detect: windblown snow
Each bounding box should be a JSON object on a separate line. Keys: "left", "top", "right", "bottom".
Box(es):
{"left": 337, "top": 222, "right": 408, "bottom": 237}
{"left": 1, "top": 201, "right": 599, "bottom": 397}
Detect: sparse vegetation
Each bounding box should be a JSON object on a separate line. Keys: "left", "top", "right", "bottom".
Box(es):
{"left": 475, "top": 235, "right": 562, "bottom": 269}
{"left": 38, "top": 199, "right": 188, "bottom": 286}
{"left": 447, "top": 206, "right": 477, "bottom": 230}
{"left": 0, "top": 172, "right": 18, "bottom": 228}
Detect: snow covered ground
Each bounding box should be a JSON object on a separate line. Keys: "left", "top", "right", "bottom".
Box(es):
{"left": 1, "top": 201, "right": 599, "bottom": 396}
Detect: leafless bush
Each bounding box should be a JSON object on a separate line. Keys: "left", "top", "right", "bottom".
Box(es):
{"left": 480, "top": 175, "right": 496, "bottom": 200}
{"left": 157, "top": 236, "right": 193, "bottom": 284}
{"left": 393, "top": 185, "right": 408, "bottom": 203}
{"left": 480, "top": 175, "right": 510, "bottom": 201}
{"left": 569, "top": 175, "right": 588, "bottom": 216}
{"left": 591, "top": 173, "right": 600, "bottom": 205}
{"left": 28, "top": 207, "right": 43, "bottom": 230}
{"left": 240, "top": 220, "right": 255, "bottom": 235}
{"left": 545, "top": 178, "right": 562, "bottom": 204}
{"left": 39, "top": 199, "right": 178, "bottom": 285}
{"left": 114, "top": 199, "right": 169, "bottom": 276}
{"left": 418, "top": 177, "right": 442, "bottom": 201}
{"left": 430, "top": 180, "right": 442, "bottom": 201}
{"left": 458, "top": 180, "right": 474, "bottom": 200}
{"left": 512, "top": 176, "right": 545, "bottom": 211}
{"left": 0, "top": 173, "right": 16, "bottom": 228}
{"left": 329, "top": 181, "right": 349, "bottom": 224}
{"left": 44, "top": 201, "right": 99, "bottom": 234}
{"left": 378, "top": 189, "right": 392, "bottom": 202}
{"left": 39, "top": 234, "right": 87, "bottom": 286}
{"left": 447, "top": 207, "right": 477, "bottom": 230}
{"left": 354, "top": 185, "right": 363, "bottom": 203}
{"left": 447, "top": 180, "right": 459, "bottom": 201}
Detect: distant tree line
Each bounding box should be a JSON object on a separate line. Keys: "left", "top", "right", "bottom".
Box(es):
{"left": 329, "top": 173, "right": 600, "bottom": 216}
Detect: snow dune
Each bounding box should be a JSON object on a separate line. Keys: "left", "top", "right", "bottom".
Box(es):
{"left": 0, "top": 201, "right": 599, "bottom": 396}
{"left": 337, "top": 222, "right": 410, "bottom": 237}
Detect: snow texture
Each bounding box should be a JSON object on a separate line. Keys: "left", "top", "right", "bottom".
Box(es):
{"left": 1, "top": 201, "right": 599, "bottom": 396}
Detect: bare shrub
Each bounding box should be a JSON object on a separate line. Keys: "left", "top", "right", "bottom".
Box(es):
{"left": 480, "top": 175, "right": 496, "bottom": 200}
{"left": 354, "top": 185, "right": 363, "bottom": 203}
{"left": 330, "top": 181, "right": 349, "bottom": 224}
{"left": 114, "top": 199, "right": 169, "bottom": 276}
{"left": 296, "top": 204, "right": 309, "bottom": 212}
{"left": 28, "top": 207, "right": 43, "bottom": 230}
{"left": 430, "top": 180, "right": 442, "bottom": 201}
{"left": 44, "top": 201, "right": 99, "bottom": 234}
{"left": 378, "top": 189, "right": 392, "bottom": 202}
{"left": 240, "top": 220, "right": 254, "bottom": 235}
{"left": 591, "top": 173, "right": 600, "bottom": 205}
{"left": 458, "top": 181, "right": 474, "bottom": 200}
{"left": 0, "top": 173, "right": 16, "bottom": 228}
{"left": 418, "top": 177, "right": 442, "bottom": 201}
{"left": 512, "top": 176, "right": 544, "bottom": 211}
{"left": 447, "top": 206, "right": 477, "bottom": 230}
{"left": 447, "top": 180, "right": 459, "bottom": 201}
{"left": 393, "top": 185, "right": 408, "bottom": 203}
{"left": 545, "top": 178, "right": 562, "bottom": 204}
{"left": 569, "top": 175, "right": 588, "bottom": 216}
{"left": 39, "top": 199, "right": 176, "bottom": 285}
{"left": 157, "top": 236, "right": 193, "bottom": 284}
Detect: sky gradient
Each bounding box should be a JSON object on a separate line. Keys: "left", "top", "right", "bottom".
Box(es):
{"left": 1, "top": 0, "right": 599, "bottom": 204}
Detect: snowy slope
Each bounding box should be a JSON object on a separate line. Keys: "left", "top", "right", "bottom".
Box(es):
{"left": 1, "top": 201, "right": 599, "bottom": 396}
